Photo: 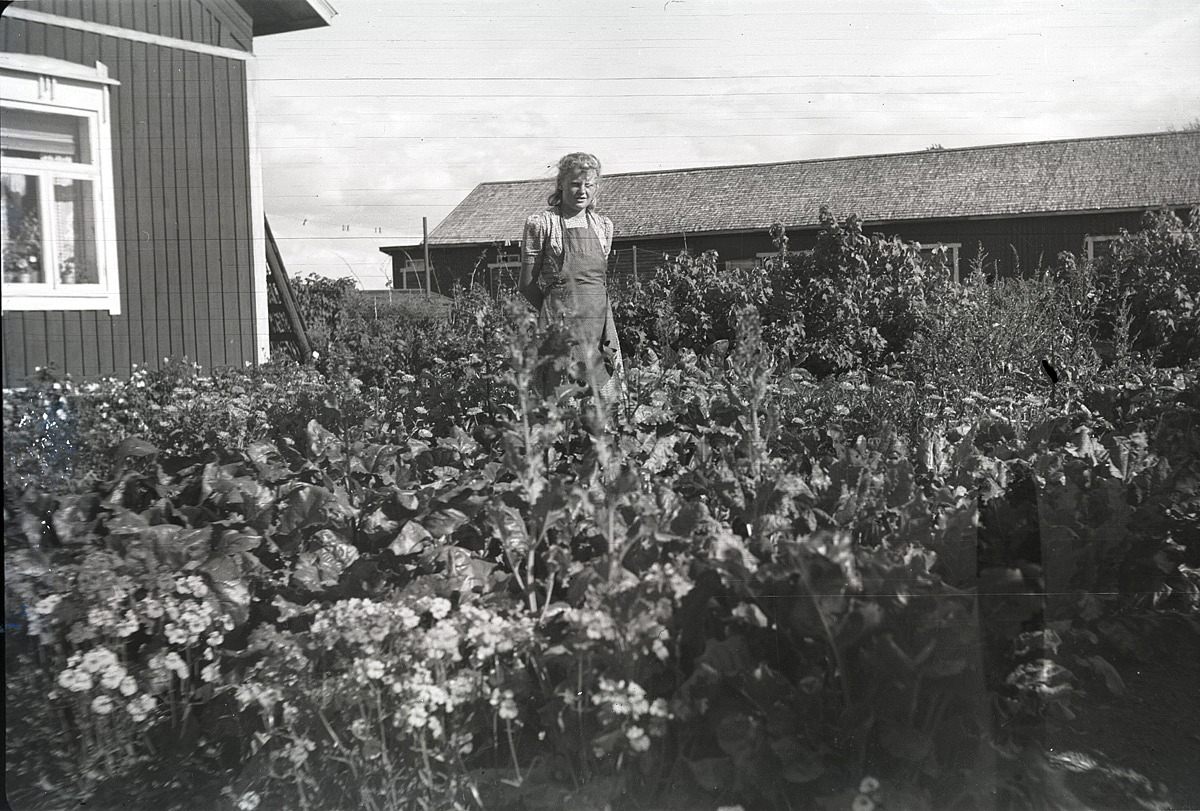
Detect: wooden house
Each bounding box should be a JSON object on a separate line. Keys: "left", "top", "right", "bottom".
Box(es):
{"left": 382, "top": 132, "right": 1200, "bottom": 296}
{"left": 1, "top": 0, "right": 335, "bottom": 385}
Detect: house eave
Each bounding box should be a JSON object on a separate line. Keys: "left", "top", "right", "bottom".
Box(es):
{"left": 237, "top": 0, "right": 336, "bottom": 36}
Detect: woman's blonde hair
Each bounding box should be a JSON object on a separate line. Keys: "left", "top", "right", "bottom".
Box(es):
{"left": 547, "top": 152, "right": 602, "bottom": 208}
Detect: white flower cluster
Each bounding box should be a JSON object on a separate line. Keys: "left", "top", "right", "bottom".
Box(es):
{"left": 489, "top": 688, "right": 519, "bottom": 721}
{"left": 127, "top": 693, "right": 158, "bottom": 722}
{"left": 461, "top": 603, "right": 534, "bottom": 665}
{"left": 74, "top": 604, "right": 139, "bottom": 641}
{"left": 642, "top": 561, "right": 695, "bottom": 603}
{"left": 49, "top": 562, "right": 234, "bottom": 713}
{"left": 394, "top": 663, "right": 487, "bottom": 741}
{"left": 55, "top": 645, "right": 159, "bottom": 722}
{"left": 242, "top": 595, "right": 539, "bottom": 764}
{"left": 157, "top": 577, "right": 230, "bottom": 648}
{"left": 362, "top": 658, "right": 386, "bottom": 680}
{"left": 236, "top": 791, "right": 262, "bottom": 811}
{"left": 309, "top": 598, "right": 419, "bottom": 654}
{"left": 624, "top": 605, "right": 673, "bottom": 662}
{"left": 235, "top": 681, "right": 284, "bottom": 713}
{"left": 591, "top": 677, "right": 671, "bottom": 754}
{"left": 421, "top": 622, "right": 463, "bottom": 663}
{"left": 149, "top": 651, "right": 190, "bottom": 682}
{"left": 853, "top": 776, "right": 882, "bottom": 811}
{"left": 577, "top": 608, "right": 619, "bottom": 642}
{"left": 559, "top": 597, "right": 673, "bottom": 662}
{"left": 283, "top": 737, "right": 316, "bottom": 767}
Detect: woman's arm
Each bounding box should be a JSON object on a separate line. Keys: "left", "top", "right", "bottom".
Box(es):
{"left": 519, "top": 213, "right": 546, "bottom": 310}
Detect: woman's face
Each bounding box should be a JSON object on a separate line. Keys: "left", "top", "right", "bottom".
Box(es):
{"left": 560, "top": 170, "right": 598, "bottom": 212}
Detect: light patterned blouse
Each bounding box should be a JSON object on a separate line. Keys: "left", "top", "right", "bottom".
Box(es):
{"left": 520, "top": 207, "right": 615, "bottom": 293}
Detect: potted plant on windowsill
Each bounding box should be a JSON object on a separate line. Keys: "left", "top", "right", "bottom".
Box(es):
{"left": 3, "top": 210, "right": 42, "bottom": 284}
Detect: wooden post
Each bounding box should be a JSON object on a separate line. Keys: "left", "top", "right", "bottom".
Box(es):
{"left": 422, "top": 217, "right": 431, "bottom": 300}
{"left": 632, "top": 244, "right": 638, "bottom": 285}
{"left": 264, "top": 217, "right": 312, "bottom": 361}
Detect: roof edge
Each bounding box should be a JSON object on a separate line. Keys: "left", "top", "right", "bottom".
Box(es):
{"left": 475, "top": 130, "right": 1199, "bottom": 188}
{"left": 423, "top": 204, "right": 1199, "bottom": 247}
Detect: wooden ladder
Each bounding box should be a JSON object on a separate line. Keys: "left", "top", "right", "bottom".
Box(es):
{"left": 265, "top": 217, "right": 313, "bottom": 363}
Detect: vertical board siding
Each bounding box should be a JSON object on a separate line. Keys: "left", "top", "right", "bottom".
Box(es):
{"left": 199, "top": 53, "right": 227, "bottom": 365}
{"left": 2, "top": 316, "right": 28, "bottom": 386}
{"left": 1, "top": 15, "right": 259, "bottom": 383}
{"left": 24, "top": 314, "right": 49, "bottom": 380}
{"left": 215, "top": 56, "right": 239, "bottom": 364}
{"left": 130, "top": 1, "right": 149, "bottom": 37}
{"left": 167, "top": 47, "right": 197, "bottom": 365}
{"left": 144, "top": 41, "right": 174, "bottom": 364}
{"left": 97, "top": 30, "right": 132, "bottom": 380}
{"left": 127, "top": 38, "right": 154, "bottom": 367}
{"left": 181, "top": 51, "right": 214, "bottom": 369}
{"left": 208, "top": 0, "right": 254, "bottom": 50}
{"left": 227, "top": 59, "right": 256, "bottom": 365}
{"left": 179, "top": 51, "right": 208, "bottom": 367}
{"left": 45, "top": 312, "right": 67, "bottom": 373}
{"left": 15, "top": 0, "right": 254, "bottom": 52}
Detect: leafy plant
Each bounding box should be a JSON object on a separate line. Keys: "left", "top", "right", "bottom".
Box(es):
{"left": 1091, "top": 208, "right": 1200, "bottom": 368}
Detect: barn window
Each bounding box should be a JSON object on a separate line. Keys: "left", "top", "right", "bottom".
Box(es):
{"left": 1, "top": 55, "right": 121, "bottom": 314}
{"left": 485, "top": 246, "right": 521, "bottom": 292}
{"left": 917, "top": 242, "right": 961, "bottom": 282}
{"left": 724, "top": 252, "right": 779, "bottom": 272}
{"left": 1085, "top": 235, "right": 1118, "bottom": 262}
{"left": 396, "top": 257, "right": 427, "bottom": 291}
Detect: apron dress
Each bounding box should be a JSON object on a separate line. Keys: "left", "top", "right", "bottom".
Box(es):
{"left": 538, "top": 209, "right": 620, "bottom": 400}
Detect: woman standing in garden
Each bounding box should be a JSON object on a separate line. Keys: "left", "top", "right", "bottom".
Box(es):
{"left": 519, "top": 152, "right": 624, "bottom": 404}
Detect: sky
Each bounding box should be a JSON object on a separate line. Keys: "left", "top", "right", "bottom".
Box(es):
{"left": 251, "top": 0, "right": 1200, "bottom": 289}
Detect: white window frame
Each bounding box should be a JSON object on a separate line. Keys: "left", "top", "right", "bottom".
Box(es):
{"left": 1085, "top": 235, "right": 1118, "bottom": 262}
{"left": 1, "top": 54, "right": 121, "bottom": 314}
{"left": 724, "top": 252, "right": 780, "bottom": 272}
{"left": 396, "top": 258, "right": 426, "bottom": 291}
{"left": 486, "top": 248, "right": 521, "bottom": 273}
{"left": 918, "top": 242, "right": 961, "bottom": 282}
{"left": 724, "top": 258, "right": 760, "bottom": 271}
{"left": 486, "top": 246, "right": 521, "bottom": 292}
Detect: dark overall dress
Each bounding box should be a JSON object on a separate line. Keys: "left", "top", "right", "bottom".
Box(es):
{"left": 538, "top": 210, "right": 614, "bottom": 396}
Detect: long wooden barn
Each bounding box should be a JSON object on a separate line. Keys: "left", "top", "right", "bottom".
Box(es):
{"left": 1, "top": 0, "right": 334, "bottom": 385}
{"left": 382, "top": 132, "right": 1200, "bottom": 297}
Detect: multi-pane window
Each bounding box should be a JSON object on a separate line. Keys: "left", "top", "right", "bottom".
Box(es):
{"left": 723, "top": 252, "right": 780, "bottom": 272}
{"left": 397, "top": 258, "right": 427, "bottom": 291}
{"left": 1085, "top": 235, "right": 1118, "bottom": 262}
{"left": 486, "top": 247, "right": 520, "bottom": 292}
{"left": 918, "top": 242, "right": 961, "bottom": 282}
{"left": 1, "top": 55, "right": 121, "bottom": 313}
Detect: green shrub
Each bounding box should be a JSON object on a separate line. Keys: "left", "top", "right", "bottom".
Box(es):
{"left": 903, "top": 254, "right": 1101, "bottom": 403}
{"left": 288, "top": 274, "right": 358, "bottom": 355}
{"left": 1092, "top": 208, "right": 1199, "bottom": 368}
{"left": 2, "top": 367, "right": 80, "bottom": 496}
{"left": 612, "top": 248, "right": 772, "bottom": 357}
{"left": 765, "top": 209, "right": 939, "bottom": 376}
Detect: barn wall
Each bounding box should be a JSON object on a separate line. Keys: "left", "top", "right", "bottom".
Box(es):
{"left": 415, "top": 208, "right": 1190, "bottom": 307}
{"left": 1, "top": 8, "right": 256, "bottom": 385}
{"left": 608, "top": 209, "right": 1184, "bottom": 281}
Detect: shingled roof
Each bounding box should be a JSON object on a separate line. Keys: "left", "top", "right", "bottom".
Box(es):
{"left": 421, "top": 131, "right": 1200, "bottom": 247}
